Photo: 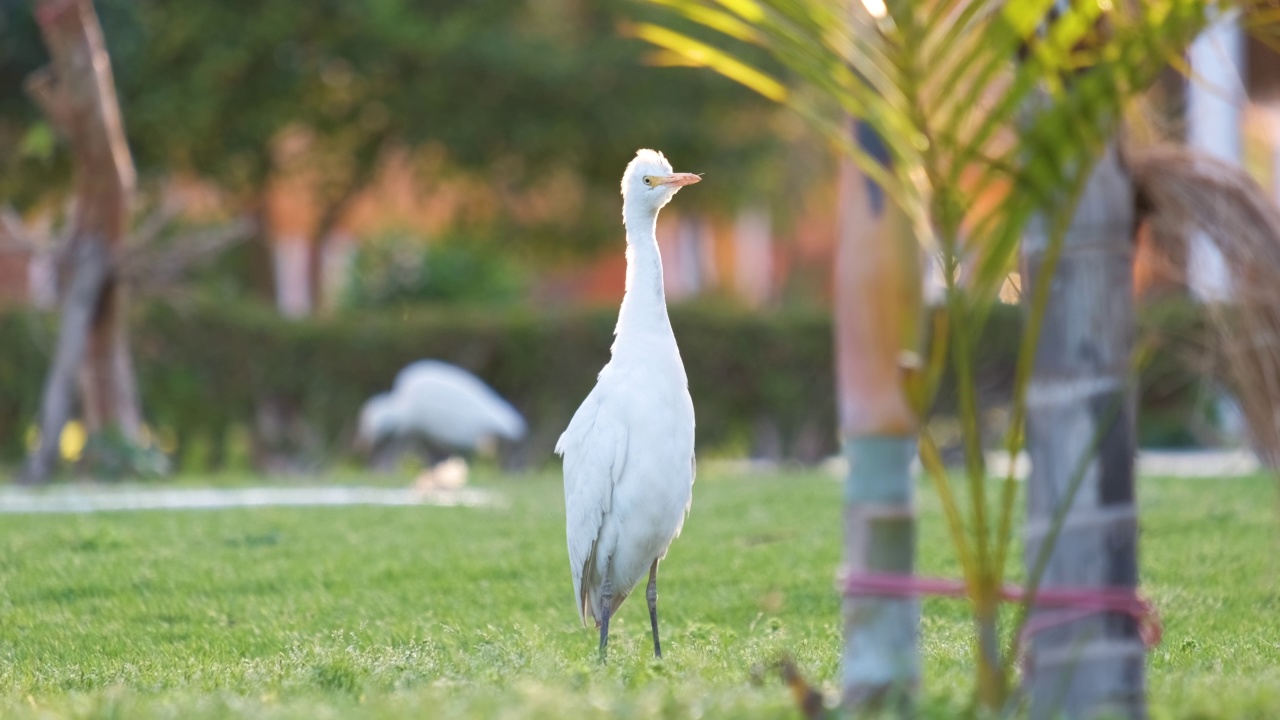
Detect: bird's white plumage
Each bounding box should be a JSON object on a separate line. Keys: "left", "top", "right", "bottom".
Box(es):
{"left": 358, "top": 360, "right": 526, "bottom": 451}
{"left": 557, "top": 149, "right": 698, "bottom": 628}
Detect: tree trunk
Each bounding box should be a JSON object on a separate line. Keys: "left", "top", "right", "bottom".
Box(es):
{"left": 271, "top": 235, "right": 312, "bottom": 318}
{"left": 20, "top": 240, "right": 109, "bottom": 484}
{"left": 837, "top": 120, "right": 921, "bottom": 714}
{"left": 22, "top": 0, "right": 141, "bottom": 483}
{"left": 243, "top": 204, "right": 279, "bottom": 304}
{"left": 305, "top": 177, "right": 368, "bottom": 315}
{"left": 732, "top": 205, "right": 773, "bottom": 308}
{"left": 1021, "top": 143, "right": 1145, "bottom": 719}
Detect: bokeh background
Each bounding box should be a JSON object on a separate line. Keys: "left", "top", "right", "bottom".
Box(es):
{"left": 1, "top": 0, "right": 1278, "bottom": 479}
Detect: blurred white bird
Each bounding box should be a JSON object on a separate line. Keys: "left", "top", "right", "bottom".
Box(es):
{"left": 357, "top": 360, "right": 526, "bottom": 467}
{"left": 556, "top": 149, "right": 700, "bottom": 661}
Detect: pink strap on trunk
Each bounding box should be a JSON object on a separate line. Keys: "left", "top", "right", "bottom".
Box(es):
{"left": 842, "top": 572, "right": 1162, "bottom": 649}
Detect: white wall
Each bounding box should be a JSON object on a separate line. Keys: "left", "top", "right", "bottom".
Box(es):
{"left": 733, "top": 206, "right": 773, "bottom": 307}
{"left": 1187, "top": 11, "right": 1246, "bottom": 301}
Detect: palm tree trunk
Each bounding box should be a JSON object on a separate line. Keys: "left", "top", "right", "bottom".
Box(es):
{"left": 1021, "top": 143, "right": 1145, "bottom": 719}
{"left": 837, "top": 121, "right": 921, "bottom": 713}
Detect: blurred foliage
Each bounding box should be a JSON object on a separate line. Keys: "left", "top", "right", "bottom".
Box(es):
{"left": 341, "top": 231, "right": 528, "bottom": 309}
{"left": 79, "top": 428, "right": 172, "bottom": 482}
{"left": 0, "top": 0, "right": 824, "bottom": 257}
{"left": 0, "top": 299, "right": 1212, "bottom": 473}
{"left": 636, "top": 1, "right": 1238, "bottom": 296}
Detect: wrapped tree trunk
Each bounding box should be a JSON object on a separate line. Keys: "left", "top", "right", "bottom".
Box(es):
{"left": 1021, "top": 143, "right": 1144, "bottom": 718}
{"left": 21, "top": 0, "right": 140, "bottom": 484}
{"left": 837, "top": 121, "right": 921, "bottom": 713}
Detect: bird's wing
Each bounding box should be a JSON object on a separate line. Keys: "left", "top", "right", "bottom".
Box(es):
{"left": 478, "top": 393, "right": 527, "bottom": 441}
{"left": 394, "top": 362, "right": 527, "bottom": 444}
{"left": 392, "top": 359, "right": 454, "bottom": 390}
{"left": 557, "top": 388, "right": 628, "bottom": 626}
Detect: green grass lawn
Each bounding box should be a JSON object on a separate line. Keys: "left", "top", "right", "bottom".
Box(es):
{"left": 0, "top": 468, "right": 1277, "bottom": 719}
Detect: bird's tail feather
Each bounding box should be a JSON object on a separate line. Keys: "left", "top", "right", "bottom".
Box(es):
{"left": 577, "top": 542, "right": 630, "bottom": 628}
{"left": 578, "top": 542, "right": 598, "bottom": 627}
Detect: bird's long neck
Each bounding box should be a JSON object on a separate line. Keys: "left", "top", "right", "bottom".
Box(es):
{"left": 615, "top": 205, "right": 672, "bottom": 346}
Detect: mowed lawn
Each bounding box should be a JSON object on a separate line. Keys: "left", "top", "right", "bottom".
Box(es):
{"left": 0, "top": 468, "right": 1277, "bottom": 719}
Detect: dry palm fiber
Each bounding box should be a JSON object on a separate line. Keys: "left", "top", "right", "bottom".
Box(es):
{"left": 1128, "top": 143, "right": 1280, "bottom": 468}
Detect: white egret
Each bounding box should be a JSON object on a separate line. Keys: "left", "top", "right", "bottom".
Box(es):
{"left": 556, "top": 149, "right": 700, "bottom": 661}
{"left": 357, "top": 360, "right": 526, "bottom": 465}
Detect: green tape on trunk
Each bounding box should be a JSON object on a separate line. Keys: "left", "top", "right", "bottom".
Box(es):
{"left": 841, "top": 434, "right": 919, "bottom": 700}
{"left": 844, "top": 435, "right": 916, "bottom": 504}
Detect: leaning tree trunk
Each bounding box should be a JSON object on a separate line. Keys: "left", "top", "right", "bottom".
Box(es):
{"left": 836, "top": 120, "right": 921, "bottom": 714}
{"left": 21, "top": 0, "right": 140, "bottom": 484}
{"left": 1021, "top": 143, "right": 1145, "bottom": 719}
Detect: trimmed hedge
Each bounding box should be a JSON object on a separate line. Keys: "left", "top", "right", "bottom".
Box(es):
{"left": 0, "top": 298, "right": 1208, "bottom": 472}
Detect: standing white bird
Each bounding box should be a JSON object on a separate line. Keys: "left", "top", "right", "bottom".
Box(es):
{"left": 357, "top": 360, "right": 527, "bottom": 464}
{"left": 556, "top": 149, "right": 700, "bottom": 661}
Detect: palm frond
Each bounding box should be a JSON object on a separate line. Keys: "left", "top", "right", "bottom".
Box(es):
{"left": 637, "top": 0, "right": 1277, "bottom": 708}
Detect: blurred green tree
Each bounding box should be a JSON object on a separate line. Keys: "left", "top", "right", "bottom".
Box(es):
{"left": 1, "top": 0, "right": 818, "bottom": 310}
{"left": 341, "top": 230, "right": 527, "bottom": 309}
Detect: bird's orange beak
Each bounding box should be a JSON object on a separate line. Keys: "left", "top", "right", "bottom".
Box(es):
{"left": 658, "top": 173, "right": 702, "bottom": 187}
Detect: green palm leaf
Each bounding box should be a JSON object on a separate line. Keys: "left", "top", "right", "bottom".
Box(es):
{"left": 635, "top": 0, "right": 1275, "bottom": 708}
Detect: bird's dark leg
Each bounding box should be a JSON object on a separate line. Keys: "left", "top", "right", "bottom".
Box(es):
{"left": 647, "top": 559, "right": 662, "bottom": 658}
{"left": 598, "top": 577, "right": 614, "bottom": 664}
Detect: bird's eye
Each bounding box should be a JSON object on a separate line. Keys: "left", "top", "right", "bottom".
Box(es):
{"left": 642, "top": 176, "right": 652, "bottom": 186}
